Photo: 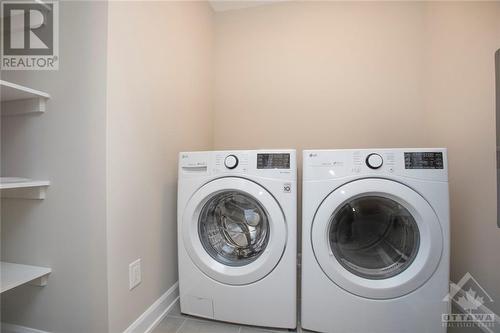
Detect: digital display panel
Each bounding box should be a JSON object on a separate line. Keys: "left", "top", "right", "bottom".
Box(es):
{"left": 257, "top": 153, "right": 290, "bottom": 169}
{"left": 404, "top": 152, "right": 444, "bottom": 169}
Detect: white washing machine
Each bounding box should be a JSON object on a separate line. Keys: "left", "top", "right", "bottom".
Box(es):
{"left": 177, "top": 150, "right": 297, "bottom": 328}
{"left": 301, "top": 149, "right": 450, "bottom": 333}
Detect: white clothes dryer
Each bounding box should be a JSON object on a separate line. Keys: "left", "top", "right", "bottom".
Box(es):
{"left": 301, "top": 149, "right": 450, "bottom": 333}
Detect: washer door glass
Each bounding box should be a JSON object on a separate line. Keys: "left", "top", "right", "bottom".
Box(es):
{"left": 199, "top": 190, "right": 270, "bottom": 267}
{"left": 329, "top": 196, "right": 420, "bottom": 279}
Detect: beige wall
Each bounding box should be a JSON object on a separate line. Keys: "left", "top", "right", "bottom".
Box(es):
{"left": 423, "top": 2, "right": 500, "bottom": 316}
{"left": 214, "top": 0, "right": 500, "bottom": 318}
{"left": 1, "top": 2, "right": 109, "bottom": 332}
{"left": 214, "top": 1, "right": 427, "bottom": 151}
{"left": 106, "top": 1, "right": 213, "bottom": 332}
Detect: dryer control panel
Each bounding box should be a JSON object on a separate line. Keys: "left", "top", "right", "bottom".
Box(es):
{"left": 303, "top": 148, "right": 448, "bottom": 182}
{"left": 404, "top": 152, "right": 444, "bottom": 169}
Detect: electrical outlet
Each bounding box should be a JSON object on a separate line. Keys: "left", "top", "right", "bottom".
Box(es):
{"left": 129, "top": 258, "right": 141, "bottom": 290}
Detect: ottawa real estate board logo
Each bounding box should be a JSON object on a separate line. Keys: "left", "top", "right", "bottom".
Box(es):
{"left": 1, "top": 0, "right": 59, "bottom": 70}
{"left": 443, "top": 272, "right": 498, "bottom": 331}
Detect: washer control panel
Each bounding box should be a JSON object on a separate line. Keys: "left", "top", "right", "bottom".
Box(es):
{"left": 257, "top": 153, "right": 291, "bottom": 169}
{"left": 179, "top": 150, "right": 296, "bottom": 180}
{"left": 366, "top": 153, "right": 383, "bottom": 169}
{"left": 224, "top": 155, "right": 239, "bottom": 169}
{"left": 215, "top": 153, "right": 248, "bottom": 173}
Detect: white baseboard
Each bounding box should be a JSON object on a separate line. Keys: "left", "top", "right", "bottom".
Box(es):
{"left": 123, "top": 281, "right": 179, "bottom": 333}
{"left": 1, "top": 323, "right": 51, "bottom": 333}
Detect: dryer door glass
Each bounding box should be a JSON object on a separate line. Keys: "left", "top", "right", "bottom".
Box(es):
{"left": 198, "top": 191, "right": 270, "bottom": 267}
{"left": 328, "top": 196, "right": 420, "bottom": 279}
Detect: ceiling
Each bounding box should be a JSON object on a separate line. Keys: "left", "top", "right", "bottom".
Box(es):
{"left": 208, "top": 0, "right": 285, "bottom": 12}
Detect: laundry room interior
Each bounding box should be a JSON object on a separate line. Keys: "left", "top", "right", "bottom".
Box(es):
{"left": 1, "top": 1, "right": 499, "bottom": 333}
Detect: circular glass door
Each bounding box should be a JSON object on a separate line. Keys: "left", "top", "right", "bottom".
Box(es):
{"left": 182, "top": 177, "right": 287, "bottom": 285}
{"left": 311, "top": 178, "right": 443, "bottom": 299}
{"left": 329, "top": 196, "right": 420, "bottom": 280}
{"left": 198, "top": 191, "right": 270, "bottom": 267}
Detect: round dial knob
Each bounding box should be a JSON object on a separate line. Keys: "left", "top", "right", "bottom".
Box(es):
{"left": 224, "top": 155, "right": 239, "bottom": 169}
{"left": 366, "top": 153, "right": 383, "bottom": 169}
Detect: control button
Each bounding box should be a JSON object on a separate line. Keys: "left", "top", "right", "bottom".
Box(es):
{"left": 224, "top": 155, "right": 239, "bottom": 169}
{"left": 366, "top": 153, "right": 383, "bottom": 169}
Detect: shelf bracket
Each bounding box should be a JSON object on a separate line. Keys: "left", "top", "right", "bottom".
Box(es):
{"left": 29, "top": 274, "right": 50, "bottom": 287}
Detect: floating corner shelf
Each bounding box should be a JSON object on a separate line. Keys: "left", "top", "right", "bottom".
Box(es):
{"left": 0, "top": 177, "right": 50, "bottom": 199}
{"left": 1, "top": 80, "right": 50, "bottom": 116}
{"left": 0, "top": 261, "right": 52, "bottom": 293}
